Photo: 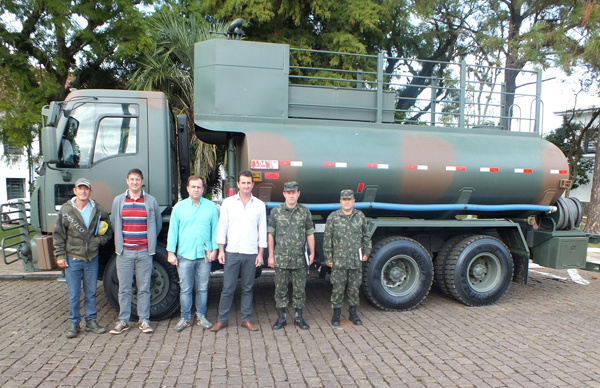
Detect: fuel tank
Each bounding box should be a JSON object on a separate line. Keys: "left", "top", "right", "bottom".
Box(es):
{"left": 201, "top": 119, "right": 568, "bottom": 216}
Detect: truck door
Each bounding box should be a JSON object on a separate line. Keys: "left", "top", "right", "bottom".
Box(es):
{"left": 43, "top": 99, "right": 149, "bottom": 231}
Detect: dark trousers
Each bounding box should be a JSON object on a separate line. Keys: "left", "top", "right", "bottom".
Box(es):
{"left": 217, "top": 253, "right": 256, "bottom": 322}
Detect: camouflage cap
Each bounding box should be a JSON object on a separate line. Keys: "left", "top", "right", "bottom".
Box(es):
{"left": 283, "top": 181, "right": 299, "bottom": 192}
{"left": 340, "top": 189, "right": 354, "bottom": 199}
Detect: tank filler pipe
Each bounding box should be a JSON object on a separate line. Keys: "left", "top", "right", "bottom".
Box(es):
{"left": 226, "top": 137, "right": 236, "bottom": 196}
{"left": 265, "top": 202, "right": 558, "bottom": 213}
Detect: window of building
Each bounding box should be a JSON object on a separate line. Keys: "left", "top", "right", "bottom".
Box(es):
{"left": 6, "top": 178, "right": 25, "bottom": 200}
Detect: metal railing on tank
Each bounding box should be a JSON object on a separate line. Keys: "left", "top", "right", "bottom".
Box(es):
{"left": 288, "top": 48, "right": 543, "bottom": 133}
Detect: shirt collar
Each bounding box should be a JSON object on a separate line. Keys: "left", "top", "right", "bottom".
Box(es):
{"left": 188, "top": 197, "right": 203, "bottom": 206}
{"left": 126, "top": 189, "right": 144, "bottom": 199}
{"left": 235, "top": 193, "right": 255, "bottom": 202}
{"left": 70, "top": 197, "right": 95, "bottom": 209}
{"left": 284, "top": 204, "right": 298, "bottom": 212}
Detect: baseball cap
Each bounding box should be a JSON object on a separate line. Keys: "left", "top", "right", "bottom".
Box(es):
{"left": 283, "top": 181, "right": 299, "bottom": 192}
{"left": 75, "top": 178, "right": 91, "bottom": 189}
{"left": 340, "top": 189, "right": 354, "bottom": 199}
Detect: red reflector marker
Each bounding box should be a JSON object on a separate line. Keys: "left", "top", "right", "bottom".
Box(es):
{"left": 357, "top": 183, "right": 365, "bottom": 193}
{"left": 265, "top": 173, "right": 279, "bottom": 179}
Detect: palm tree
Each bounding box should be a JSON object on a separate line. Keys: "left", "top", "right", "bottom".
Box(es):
{"left": 127, "top": 7, "right": 228, "bottom": 187}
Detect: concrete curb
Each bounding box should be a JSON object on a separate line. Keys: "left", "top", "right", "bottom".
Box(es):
{"left": 0, "top": 273, "right": 63, "bottom": 281}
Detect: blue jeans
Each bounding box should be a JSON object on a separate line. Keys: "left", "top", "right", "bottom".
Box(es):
{"left": 65, "top": 255, "right": 99, "bottom": 323}
{"left": 116, "top": 248, "right": 153, "bottom": 322}
{"left": 177, "top": 256, "right": 211, "bottom": 321}
{"left": 217, "top": 253, "right": 256, "bottom": 323}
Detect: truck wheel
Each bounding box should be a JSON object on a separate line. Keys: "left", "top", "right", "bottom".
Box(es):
{"left": 444, "top": 235, "right": 513, "bottom": 306}
{"left": 434, "top": 234, "right": 473, "bottom": 297}
{"left": 103, "top": 246, "right": 181, "bottom": 320}
{"left": 363, "top": 236, "right": 433, "bottom": 311}
{"left": 103, "top": 255, "right": 121, "bottom": 314}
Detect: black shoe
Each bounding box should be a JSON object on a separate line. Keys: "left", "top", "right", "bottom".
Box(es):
{"left": 294, "top": 308, "right": 309, "bottom": 330}
{"left": 272, "top": 308, "right": 287, "bottom": 330}
{"left": 331, "top": 308, "right": 341, "bottom": 326}
{"left": 65, "top": 322, "right": 80, "bottom": 338}
{"left": 85, "top": 320, "right": 107, "bottom": 334}
{"left": 349, "top": 306, "right": 362, "bottom": 325}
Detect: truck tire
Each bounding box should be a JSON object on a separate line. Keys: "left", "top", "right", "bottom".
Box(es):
{"left": 363, "top": 236, "right": 433, "bottom": 311}
{"left": 434, "top": 234, "right": 473, "bottom": 297}
{"left": 103, "top": 246, "right": 180, "bottom": 320}
{"left": 444, "top": 235, "right": 513, "bottom": 306}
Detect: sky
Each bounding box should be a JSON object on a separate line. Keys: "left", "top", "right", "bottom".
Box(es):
{"left": 536, "top": 68, "right": 600, "bottom": 135}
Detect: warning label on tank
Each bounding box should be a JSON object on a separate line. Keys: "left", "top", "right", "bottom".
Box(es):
{"left": 251, "top": 160, "right": 279, "bottom": 169}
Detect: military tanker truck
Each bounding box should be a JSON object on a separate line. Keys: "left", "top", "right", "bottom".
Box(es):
{"left": 2, "top": 36, "right": 598, "bottom": 320}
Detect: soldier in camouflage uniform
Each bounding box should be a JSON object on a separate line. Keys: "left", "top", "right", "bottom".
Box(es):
{"left": 268, "top": 181, "right": 315, "bottom": 330}
{"left": 324, "top": 189, "right": 372, "bottom": 326}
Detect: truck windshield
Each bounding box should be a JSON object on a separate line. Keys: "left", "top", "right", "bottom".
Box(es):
{"left": 57, "top": 103, "right": 139, "bottom": 168}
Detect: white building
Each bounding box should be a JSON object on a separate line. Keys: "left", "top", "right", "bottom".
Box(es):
{"left": 553, "top": 106, "right": 600, "bottom": 202}
{"left": 0, "top": 141, "right": 38, "bottom": 204}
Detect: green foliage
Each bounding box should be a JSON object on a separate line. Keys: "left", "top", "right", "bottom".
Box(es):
{"left": 126, "top": 5, "right": 229, "bottom": 185}
{"left": 0, "top": 0, "right": 153, "bottom": 152}
{"left": 544, "top": 120, "right": 597, "bottom": 191}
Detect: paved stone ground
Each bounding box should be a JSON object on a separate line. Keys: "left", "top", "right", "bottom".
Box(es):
{"left": 1, "top": 267, "right": 600, "bottom": 388}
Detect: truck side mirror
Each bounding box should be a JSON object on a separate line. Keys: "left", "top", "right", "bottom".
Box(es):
{"left": 177, "top": 115, "right": 190, "bottom": 199}
{"left": 41, "top": 126, "right": 59, "bottom": 164}
{"left": 41, "top": 102, "right": 60, "bottom": 127}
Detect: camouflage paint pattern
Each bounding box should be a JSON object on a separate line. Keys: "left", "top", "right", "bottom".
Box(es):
{"left": 195, "top": 39, "right": 570, "bottom": 218}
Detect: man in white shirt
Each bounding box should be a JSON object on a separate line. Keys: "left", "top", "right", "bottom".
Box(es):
{"left": 211, "top": 170, "right": 267, "bottom": 332}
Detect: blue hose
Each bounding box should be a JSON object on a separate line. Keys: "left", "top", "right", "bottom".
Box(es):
{"left": 265, "top": 202, "right": 556, "bottom": 213}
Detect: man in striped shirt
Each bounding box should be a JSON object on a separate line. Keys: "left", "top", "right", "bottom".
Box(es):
{"left": 110, "top": 168, "right": 162, "bottom": 335}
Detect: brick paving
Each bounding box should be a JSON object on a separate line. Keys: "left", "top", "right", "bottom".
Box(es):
{"left": 1, "top": 267, "right": 600, "bottom": 387}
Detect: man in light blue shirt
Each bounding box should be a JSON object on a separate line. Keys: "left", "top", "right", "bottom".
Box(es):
{"left": 167, "top": 176, "right": 218, "bottom": 331}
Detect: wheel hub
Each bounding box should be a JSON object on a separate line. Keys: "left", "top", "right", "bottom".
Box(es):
{"left": 132, "top": 263, "right": 169, "bottom": 305}
{"left": 471, "top": 261, "right": 487, "bottom": 281}
{"left": 380, "top": 255, "right": 420, "bottom": 297}
{"left": 387, "top": 265, "right": 407, "bottom": 285}
{"left": 467, "top": 253, "right": 501, "bottom": 292}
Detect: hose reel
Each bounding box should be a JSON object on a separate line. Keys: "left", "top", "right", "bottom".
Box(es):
{"left": 538, "top": 197, "right": 583, "bottom": 231}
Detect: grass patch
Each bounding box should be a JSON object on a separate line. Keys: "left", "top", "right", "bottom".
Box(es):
{"left": 0, "top": 224, "right": 39, "bottom": 242}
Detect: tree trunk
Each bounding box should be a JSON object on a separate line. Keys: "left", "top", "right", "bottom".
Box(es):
{"left": 585, "top": 131, "right": 600, "bottom": 234}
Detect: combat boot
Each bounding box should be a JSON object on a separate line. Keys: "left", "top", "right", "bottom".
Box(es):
{"left": 294, "top": 309, "right": 309, "bottom": 330}
{"left": 349, "top": 306, "right": 362, "bottom": 325}
{"left": 272, "top": 308, "right": 287, "bottom": 330}
{"left": 331, "top": 308, "right": 341, "bottom": 326}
